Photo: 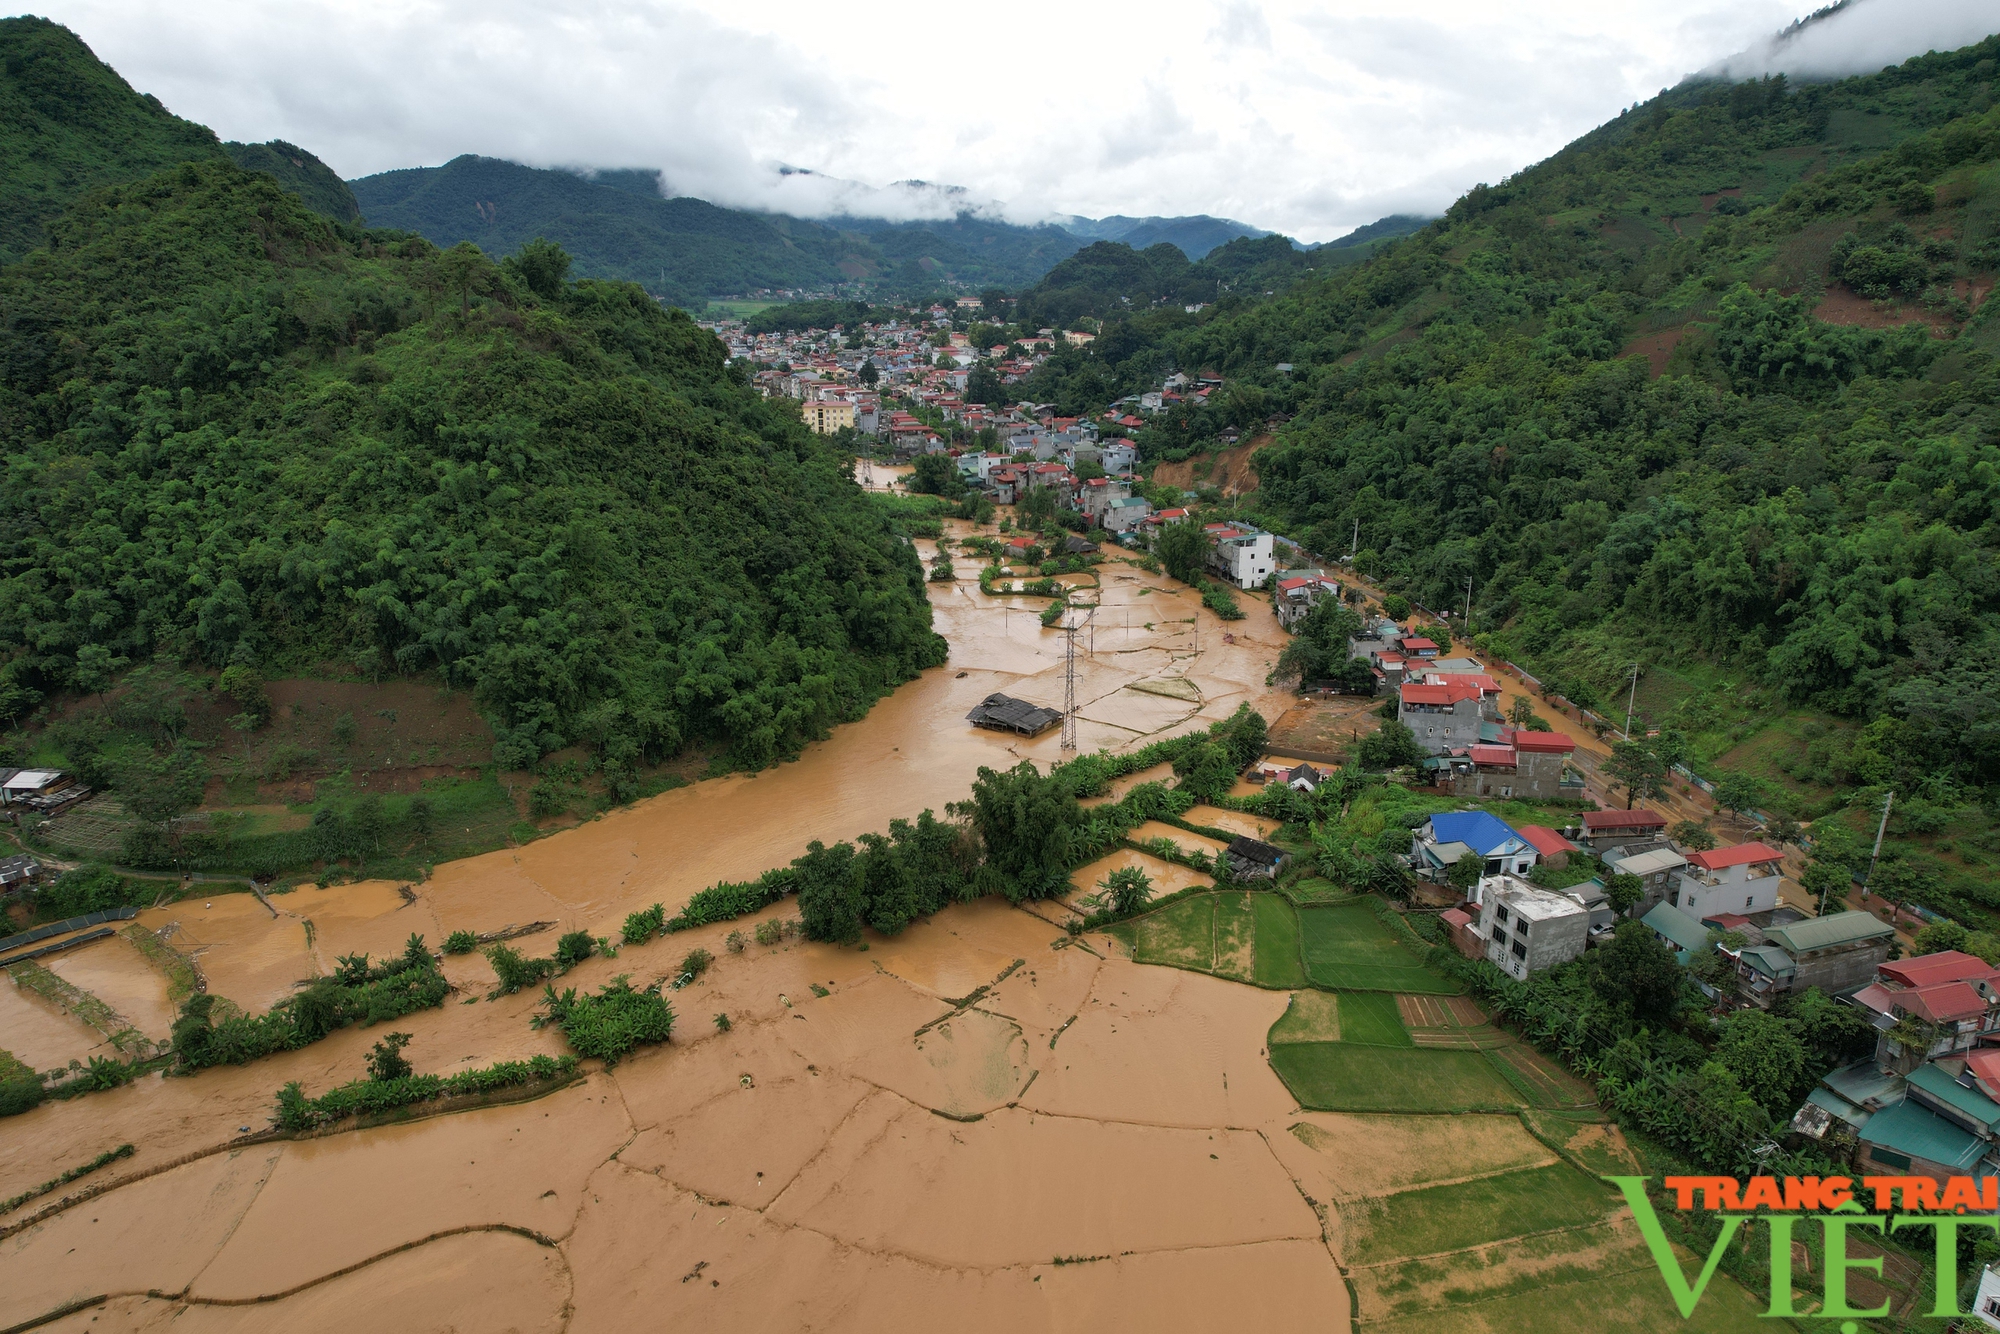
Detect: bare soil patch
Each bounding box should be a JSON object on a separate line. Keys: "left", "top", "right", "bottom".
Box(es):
{"left": 1151, "top": 432, "right": 1273, "bottom": 498}
{"left": 1275, "top": 1113, "right": 1554, "bottom": 1202}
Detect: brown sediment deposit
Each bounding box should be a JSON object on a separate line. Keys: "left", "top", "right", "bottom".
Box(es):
{"left": 138, "top": 894, "right": 316, "bottom": 1013}
{"left": 43, "top": 935, "right": 178, "bottom": 1044}
{"left": 3, "top": 543, "right": 1395, "bottom": 1333}
{"left": 1182, "top": 804, "right": 1279, "bottom": 839}
{"left": 1129, "top": 819, "right": 1231, "bottom": 858}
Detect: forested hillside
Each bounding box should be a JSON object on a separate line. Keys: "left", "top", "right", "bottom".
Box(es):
{"left": 0, "top": 16, "right": 369, "bottom": 258}
{"left": 223, "top": 139, "right": 360, "bottom": 222}
{"left": 0, "top": 153, "right": 945, "bottom": 781}
{"left": 1015, "top": 36, "right": 2000, "bottom": 916}
{"left": 0, "top": 16, "right": 226, "bottom": 261}
{"left": 349, "top": 156, "right": 1088, "bottom": 305}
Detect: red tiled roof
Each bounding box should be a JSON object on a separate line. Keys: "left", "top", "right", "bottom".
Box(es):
{"left": 1702, "top": 912, "right": 1757, "bottom": 931}
{"left": 1881, "top": 950, "right": 1998, "bottom": 990}
{"left": 1277, "top": 577, "right": 1315, "bottom": 591}
{"left": 1427, "top": 672, "right": 1500, "bottom": 693}
{"left": 1516, "top": 825, "right": 1573, "bottom": 857}
{"left": 1441, "top": 908, "right": 1474, "bottom": 928}
{"left": 1899, "top": 980, "right": 1989, "bottom": 1025}
{"left": 1581, "top": 809, "right": 1667, "bottom": 830}
{"left": 1400, "top": 637, "right": 1439, "bottom": 652}
{"left": 1685, "top": 842, "right": 1783, "bottom": 871}
{"left": 1401, "top": 682, "right": 1480, "bottom": 707}
{"left": 1968, "top": 1049, "right": 2000, "bottom": 1101}
{"left": 1851, "top": 981, "right": 1897, "bottom": 1012}
{"left": 1511, "top": 731, "right": 1575, "bottom": 754}
{"left": 1468, "top": 744, "right": 1517, "bottom": 766}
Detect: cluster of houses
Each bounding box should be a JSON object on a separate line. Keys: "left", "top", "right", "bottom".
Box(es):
{"left": 1792, "top": 944, "right": 2000, "bottom": 1190}
{"left": 0, "top": 768, "right": 84, "bottom": 817}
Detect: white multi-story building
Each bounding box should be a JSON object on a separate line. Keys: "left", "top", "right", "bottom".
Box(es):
{"left": 1477, "top": 876, "right": 1590, "bottom": 981}
{"left": 1202, "top": 523, "right": 1275, "bottom": 588}
{"left": 1670, "top": 843, "right": 1785, "bottom": 920}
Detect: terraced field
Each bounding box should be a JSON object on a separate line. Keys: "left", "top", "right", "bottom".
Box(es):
{"left": 1114, "top": 889, "right": 1767, "bottom": 1330}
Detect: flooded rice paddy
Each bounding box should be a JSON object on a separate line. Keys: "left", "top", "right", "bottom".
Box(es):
{"left": 1, "top": 525, "right": 1688, "bottom": 1332}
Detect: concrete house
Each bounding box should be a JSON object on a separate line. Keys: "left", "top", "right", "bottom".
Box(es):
{"left": 1751, "top": 911, "right": 1896, "bottom": 1003}
{"left": 1398, "top": 681, "right": 1484, "bottom": 754}
{"left": 1478, "top": 877, "right": 1590, "bottom": 981}
{"left": 1578, "top": 808, "right": 1668, "bottom": 850}
{"left": 1412, "top": 811, "right": 1537, "bottom": 883}
{"left": 1226, "top": 836, "right": 1286, "bottom": 880}
{"left": 1671, "top": 842, "right": 1786, "bottom": 920}
{"left": 1202, "top": 524, "right": 1276, "bottom": 588}
{"left": 1851, "top": 951, "right": 2000, "bottom": 1068}
{"left": 1102, "top": 496, "right": 1154, "bottom": 534}
{"left": 1602, "top": 842, "right": 1688, "bottom": 917}
{"left": 1431, "top": 730, "right": 1582, "bottom": 800}
{"left": 1274, "top": 574, "right": 1339, "bottom": 629}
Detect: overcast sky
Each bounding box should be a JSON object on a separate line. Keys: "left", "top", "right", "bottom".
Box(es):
{"left": 27, "top": 0, "right": 1998, "bottom": 242}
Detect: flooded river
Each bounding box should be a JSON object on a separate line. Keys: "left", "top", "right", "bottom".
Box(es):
{"left": 0, "top": 526, "right": 1362, "bottom": 1334}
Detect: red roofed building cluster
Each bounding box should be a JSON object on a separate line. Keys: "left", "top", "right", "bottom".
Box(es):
{"left": 1851, "top": 950, "right": 2000, "bottom": 1070}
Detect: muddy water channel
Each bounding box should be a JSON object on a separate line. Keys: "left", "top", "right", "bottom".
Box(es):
{"left": 0, "top": 532, "right": 1361, "bottom": 1333}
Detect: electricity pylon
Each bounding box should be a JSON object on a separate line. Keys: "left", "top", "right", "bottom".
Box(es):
{"left": 1058, "top": 601, "right": 1098, "bottom": 750}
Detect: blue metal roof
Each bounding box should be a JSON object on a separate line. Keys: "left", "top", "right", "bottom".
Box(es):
{"left": 1428, "top": 811, "right": 1523, "bottom": 857}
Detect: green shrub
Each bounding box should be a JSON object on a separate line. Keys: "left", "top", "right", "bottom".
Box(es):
{"left": 536, "top": 976, "right": 675, "bottom": 1065}
{"left": 442, "top": 930, "right": 478, "bottom": 955}
{"left": 622, "top": 903, "right": 666, "bottom": 945}
{"left": 274, "top": 1053, "right": 579, "bottom": 1131}
{"left": 0, "top": 1077, "right": 46, "bottom": 1118}
{"left": 676, "top": 948, "right": 713, "bottom": 984}
{"left": 173, "top": 934, "right": 449, "bottom": 1070}
{"left": 485, "top": 944, "right": 557, "bottom": 996}
{"left": 554, "top": 930, "right": 596, "bottom": 969}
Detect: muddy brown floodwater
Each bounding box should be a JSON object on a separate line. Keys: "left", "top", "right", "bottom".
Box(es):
{"left": 1, "top": 534, "right": 1364, "bottom": 1333}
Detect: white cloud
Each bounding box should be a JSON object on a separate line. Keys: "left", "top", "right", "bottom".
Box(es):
{"left": 31, "top": 0, "right": 1997, "bottom": 243}
{"left": 1712, "top": 0, "right": 1998, "bottom": 82}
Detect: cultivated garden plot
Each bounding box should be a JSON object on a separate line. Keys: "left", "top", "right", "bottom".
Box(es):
{"left": 1267, "top": 1041, "right": 1525, "bottom": 1114}
{"left": 1296, "top": 902, "right": 1462, "bottom": 995}
{"left": 1336, "top": 1161, "right": 1618, "bottom": 1266}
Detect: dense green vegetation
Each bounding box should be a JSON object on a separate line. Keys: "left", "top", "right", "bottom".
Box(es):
{"left": 223, "top": 139, "right": 360, "bottom": 221}
{"left": 169, "top": 934, "right": 450, "bottom": 1069}
{"left": 534, "top": 975, "right": 674, "bottom": 1064}
{"left": 0, "top": 17, "right": 227, "bottom": 262}
{"left": 1009, "top": 39, "right": 2000, "bottom": 928}
{"left": 274, "top": 1052, "right": 579, "bottom": 1130}
{"left": 1015, "top": 234, "right": 1320, "bottom": 329}
{"left": 347, "top": 156, "right": 1089, "bottom": 306}
{"left": 0, "top": 124, "right": 945, "bottom": 784}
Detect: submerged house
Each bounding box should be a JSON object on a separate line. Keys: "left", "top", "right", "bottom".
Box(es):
{"left": 965, "top": 694, "right": 1062, "bottom": 736}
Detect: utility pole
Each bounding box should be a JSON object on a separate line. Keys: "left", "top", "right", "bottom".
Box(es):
{"left": 1350, "top": 516, "right": 1359, "bottom": 562}
{"left": 1623, "top": 663, "right": 1640, "bottom": 741}
{"left": 1860, "top": 790, "right": 1894, "bottom": 897}
{"left": 1059, "top": 603, "right": 1097, "bottom": 751}
{"left": 1462, "top": 574, "right": 1473, "bottom": 632}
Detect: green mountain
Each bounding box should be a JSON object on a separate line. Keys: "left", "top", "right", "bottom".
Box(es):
{"left": 347, "top": 156, "right": 1087, "bottom": 305}
{"left": 0, "top": 16, "right": 368, "bottom": 260}
{"left": 0, "top": 15, "right": 226, "bottom": 262}
{"left": 224, "top": 139, "right": 360, "bottom": 222}
{"left": 1017, "top": 233, "right": 1321, "bottom": 327}
{"left": 0, "top": 35, "right": 944, "bottom": 779}
{"left": 1024, "top": 37, "right": 2000, "bottom": 917}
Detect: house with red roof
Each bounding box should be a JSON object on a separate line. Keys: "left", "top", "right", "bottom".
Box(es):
{"left": 1578, "top": 807, "right": 1668, "bottom": 850}
{"left": 1849, "top": 950, "right": 2000, "bottom": 1067}
{"left": 1516, "top": 824, "right": 1579, "bottom": 869}
{"left": 1398, "top": 680, "right": 1485, "bottom": 754}
{"left": 1428, "top": 730, "right": 1585, "bottom": 801}
{"left": 1671, "top": 842, "right": 1786, "bottom": 920}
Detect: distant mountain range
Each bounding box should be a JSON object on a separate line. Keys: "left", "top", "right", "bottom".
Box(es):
{"left": 0, "top": 9, "right": 1425, "bottom": 311}
{"left": 345, "top": 156, "right": 1433, "bottom": 309}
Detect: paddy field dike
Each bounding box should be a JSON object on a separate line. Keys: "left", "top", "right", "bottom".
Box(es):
{"left": 0, "top": 532, "right": 1769, "bottom": 1332}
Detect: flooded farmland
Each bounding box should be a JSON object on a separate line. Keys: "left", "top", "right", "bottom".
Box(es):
{"left": 0, "top": 531, "right": 1407, "bottom": 1331}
